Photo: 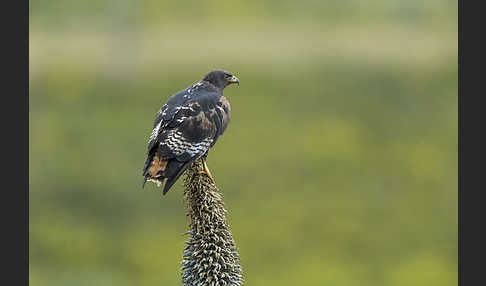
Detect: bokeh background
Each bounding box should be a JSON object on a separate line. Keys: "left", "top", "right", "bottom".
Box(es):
{"left": 30, "top": 1, "right": 457, "bottom": 285}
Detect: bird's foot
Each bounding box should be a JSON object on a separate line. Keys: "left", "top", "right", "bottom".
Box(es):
{"left": 198, "top": 160, "right": 214, "bottom": 181}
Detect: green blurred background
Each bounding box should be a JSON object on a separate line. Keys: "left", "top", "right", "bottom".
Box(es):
{"left": 29, "top": 0, "right": 457, "bottom": 285}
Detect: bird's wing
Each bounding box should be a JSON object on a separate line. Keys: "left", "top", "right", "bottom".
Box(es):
{"left": 144, "top": 92, "right": 224, "bottom": 171}
{"left": 158, "top": 94, "right": 222, "bottom": 162}
{"left": 145, "top": 88, "right": 196, "bottom": 155}
{"left": 213, "top": 95, "right": 231, "bottom": 142}
{"left": 146, "top": 103, "right": 174, "bottom": 154}
{"left": 141, "top": 96, "right": 215, "bottom": 191}
{"left": 160, "top": 112, "right": 210, "bottom": 159}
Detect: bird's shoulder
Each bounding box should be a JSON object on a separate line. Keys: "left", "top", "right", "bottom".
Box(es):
{"left": 148, "top": 81, "right": 221, "bottom": 145}
{"left": 164, "top": 81, "right": 221, "bottom": 114}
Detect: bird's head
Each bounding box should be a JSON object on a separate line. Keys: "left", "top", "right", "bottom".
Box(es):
{"left": 202, "top": 70, "right": 239, "bottom": 90}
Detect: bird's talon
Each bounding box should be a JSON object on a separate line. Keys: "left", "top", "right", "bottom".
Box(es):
{"left": 197, "top": 170, "right": 214, "bottom": 180}
{"left": 198, "top": 160, "right": 214, "bottom": 181}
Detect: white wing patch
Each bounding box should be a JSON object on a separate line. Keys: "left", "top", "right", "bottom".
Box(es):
{"left": 148, "top": 102, "right": 199, "bottom": 145}
{"left": 187, "top": 81, "right": 203, "bottom": 94}
{"left": 149, "top": 120, "right": 162, "bottom": 142}
{"left": 160, "top": 104, "right": 169, "bottom": 116}
{"left": 161, "top": 130, "right": 212, "bottom": 158}
{"left": 174, "top": 106, "right": 196, "bottom": 124}
{"left": 185, "top": 139, "right": 212, "bottom": 157}
{"left": 216, "top": 104, "right": 226, "bottom": 114}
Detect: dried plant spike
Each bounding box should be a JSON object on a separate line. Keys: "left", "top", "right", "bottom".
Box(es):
{"left": 181, "top": 160, "right": 243, "bottom": 286}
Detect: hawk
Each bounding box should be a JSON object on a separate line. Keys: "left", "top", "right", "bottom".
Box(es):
{"left": 142, "top": 70, "right": 239, "bottom": 195}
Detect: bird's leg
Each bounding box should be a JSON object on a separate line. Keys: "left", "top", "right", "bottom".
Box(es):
{"left": 198, "top": 158, "right": 214, "bottom": 181}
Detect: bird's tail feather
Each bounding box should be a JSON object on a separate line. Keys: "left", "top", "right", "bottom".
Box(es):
{"left": 142, "top": 153, "right": 155, "bottom": 179}
{"left": 142, "top": 156, "right": 193, "bottom": 195}
{"left": 142, "top": 176, "right": 149, "bottom": 188}
{"left": 162, "top": 161, "right": 192, "bottom": 195}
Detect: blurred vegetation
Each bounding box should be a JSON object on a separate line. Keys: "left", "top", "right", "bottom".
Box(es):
{"left": 30, "top": 0, "right": 457, "bottom": 285}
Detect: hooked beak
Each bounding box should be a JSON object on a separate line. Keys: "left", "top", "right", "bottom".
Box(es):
{"left": 228, "top": 75, "right": 240, "bottom": 85}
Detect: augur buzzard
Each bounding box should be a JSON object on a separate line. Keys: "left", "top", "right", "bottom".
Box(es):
{"left": 142, "top": 70, "right": 239, "bottom": 195}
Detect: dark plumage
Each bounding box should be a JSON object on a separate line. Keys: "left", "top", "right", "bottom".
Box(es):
{"left": 142, "top": 70, "right": 239, "bottom": 195}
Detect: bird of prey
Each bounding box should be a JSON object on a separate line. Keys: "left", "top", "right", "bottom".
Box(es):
{"left": 142, "top": 70, "right": 239, "bottom": 195}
